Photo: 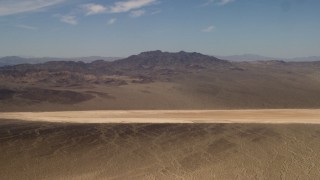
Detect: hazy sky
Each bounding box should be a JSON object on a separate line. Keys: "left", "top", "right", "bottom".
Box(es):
{"left": 0, "top": 0, "right": 319, "bottom": 58}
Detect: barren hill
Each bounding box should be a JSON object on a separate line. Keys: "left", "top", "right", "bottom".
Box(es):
{"left": 1, "top": 51, "right": 320, "bottom": 111}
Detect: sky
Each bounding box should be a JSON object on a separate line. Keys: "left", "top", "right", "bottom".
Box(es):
{"left": 0, "top": 0, "right": 320, "bottom": 58}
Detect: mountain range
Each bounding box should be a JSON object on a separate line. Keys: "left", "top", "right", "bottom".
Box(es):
{"left": 0, "top": 56, "right": 120, "bottom": 67}
{"left": 1, "top": 53, "right": 320, "bottom": 67}
{"left": 216, "top": 54, "right": 320, "bottom": 62}
{"left": 1, "top": 50, "right": 320, "bottom": 111}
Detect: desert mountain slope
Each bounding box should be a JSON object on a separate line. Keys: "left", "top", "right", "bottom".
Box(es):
{"left": 0, "top": 51, "right": 320, "bottom": 111}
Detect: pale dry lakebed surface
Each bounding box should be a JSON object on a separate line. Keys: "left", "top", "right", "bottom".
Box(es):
{"left": 1, "top": 109, "right": 320, "bottom": 179}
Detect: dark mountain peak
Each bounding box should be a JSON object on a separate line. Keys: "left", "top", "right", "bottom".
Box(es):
{"left": 177, "top": 51, "right": 202, "bottom": 56}
{"left": 138, "top": 50, "right": 163, "bottom": 56}
{"left": 136, "top": 50, "right": 213, "bottom": 58}
{"left": 115, "top": 51, "right": 229, "bottom": 69}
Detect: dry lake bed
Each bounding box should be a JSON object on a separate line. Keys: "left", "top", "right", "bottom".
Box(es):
{"left": 1, "top": 109, "right": 320, "bottom": 179}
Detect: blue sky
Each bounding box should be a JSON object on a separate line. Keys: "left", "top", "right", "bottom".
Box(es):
{"left": 0, "top": 0, "right": 319, "bottom": 58}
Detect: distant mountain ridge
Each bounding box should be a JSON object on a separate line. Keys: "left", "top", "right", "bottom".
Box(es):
{"left": 0, "top": 50, "right": 231, "bottom": 77}
{"left": 0, "top": 56, "right": 121, "bottom": 67}
{"left": 1, "top": 52, "right": 320, "bottom": 67}
{"left": 216, "top": 54, "right": 320, "bottom": 62}
{"left": 216, "top": 54, "right": 278, "bottom": 61}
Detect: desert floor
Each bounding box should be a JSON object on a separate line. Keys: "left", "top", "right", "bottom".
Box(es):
{"left": 1, "top": 110, "right": 320, "bottom": 179}
{"left": 1, "top": 109, "right": 320, "bottom": 124}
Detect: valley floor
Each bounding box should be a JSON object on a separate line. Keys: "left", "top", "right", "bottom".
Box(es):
{"left": 1, "top": 109, "right": 320, "bottom": 124}
{"left": 1, "top": 110, "right": 320, "bottom": 179}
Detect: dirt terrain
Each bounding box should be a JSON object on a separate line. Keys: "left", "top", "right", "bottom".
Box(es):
{"left": 1, "top": 110, "right": 320, "bottom": 179}
{"left": 1, "top": 119, "right": 320, "bottom": 179}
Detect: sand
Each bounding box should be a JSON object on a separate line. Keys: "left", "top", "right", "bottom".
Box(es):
{"left": 0, "top": 109, "right": 320, "bottom": 124}
{"left": 1, "top": 110, "right": 320, "bottom": 179}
